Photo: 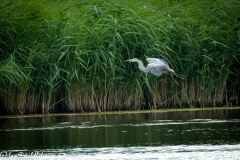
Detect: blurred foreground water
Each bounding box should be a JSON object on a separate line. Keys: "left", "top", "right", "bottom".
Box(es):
{"left": 0, "top": 109, "right": 240, "bottom": 159}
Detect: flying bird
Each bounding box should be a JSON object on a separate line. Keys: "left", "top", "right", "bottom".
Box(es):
{"left": 126, "top": 58, "right": 184, "bottom": 85}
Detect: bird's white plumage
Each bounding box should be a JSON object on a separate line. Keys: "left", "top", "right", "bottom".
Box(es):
{"left": 146, "top": 58, "right": 169, "bottom": 65}
{"left": 145, "top": 58, "right": 170, "bottom": 76}
{"left": 146, "top": 63, "right": 166, "bottom": 76}
{"left": 146, "top": 64, "right": 163, "bottom": 76}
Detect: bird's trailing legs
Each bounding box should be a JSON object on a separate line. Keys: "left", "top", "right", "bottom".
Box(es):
{"left": 172, "top": 72, "right": 184, "bottom": 80}
{"left": 165, "top": 72, "right": 184, "bottom": 86}
{"left": 170, "top": 74, "right": 180, "bottom": 86}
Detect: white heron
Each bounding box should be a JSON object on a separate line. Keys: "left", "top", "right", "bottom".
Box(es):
{"left": 126, "top": 58, "right": 184, "bottom": 85}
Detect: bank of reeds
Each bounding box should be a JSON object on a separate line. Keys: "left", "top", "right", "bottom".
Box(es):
{"left": 0, "top": 0, "right": 239, "bottom": 115}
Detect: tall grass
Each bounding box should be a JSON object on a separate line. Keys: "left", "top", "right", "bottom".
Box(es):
{"left": 0, "top": 0, "right": 239, "bottom": 115}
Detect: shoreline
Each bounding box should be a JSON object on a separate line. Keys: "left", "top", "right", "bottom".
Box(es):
{"left": 0, "top": 106, "right": 240, "bottom": 119}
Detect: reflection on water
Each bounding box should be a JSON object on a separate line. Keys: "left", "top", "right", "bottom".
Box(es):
{"left": 0, "top": 109, "right": 240, "bottom": 159}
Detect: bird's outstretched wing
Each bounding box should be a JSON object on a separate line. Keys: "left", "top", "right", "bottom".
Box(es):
{"left": 146, "top": 64, "right": 164, "bottom": 76}
{"left": 146, "top": 58, "right": 169, "bottom": 65}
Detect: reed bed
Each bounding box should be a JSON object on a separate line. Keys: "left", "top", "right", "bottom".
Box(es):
{"left": 0, "top": 0, "right": 239, "bottom": 115}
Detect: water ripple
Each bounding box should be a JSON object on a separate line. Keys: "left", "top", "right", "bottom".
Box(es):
{"left": 2, "top": 119, "right": 240, "bottom": 131}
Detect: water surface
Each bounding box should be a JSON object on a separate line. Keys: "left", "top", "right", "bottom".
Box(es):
{"left": 0, "top": 109, "right": 240, "bottom": 159}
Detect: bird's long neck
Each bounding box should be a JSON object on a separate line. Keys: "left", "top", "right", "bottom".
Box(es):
{"left": 136, "top": 60, "right": 148, "bottom": 72}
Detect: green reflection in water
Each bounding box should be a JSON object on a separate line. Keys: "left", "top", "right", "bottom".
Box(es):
{"left": 0, "top": 109, "right": 240, "bottom": 150}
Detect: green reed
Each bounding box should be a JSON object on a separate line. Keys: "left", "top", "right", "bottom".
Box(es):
{"left": 0, "top": 0, "right": 239, "bottom": 114}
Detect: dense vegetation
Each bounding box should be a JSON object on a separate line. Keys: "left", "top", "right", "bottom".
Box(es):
{"left": 0, "top": 0, "right": 239, "bottom": 115}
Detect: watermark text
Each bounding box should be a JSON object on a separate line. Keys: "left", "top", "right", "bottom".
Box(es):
{"left": 0, "top": 151, "right": 65, "bottom": 158}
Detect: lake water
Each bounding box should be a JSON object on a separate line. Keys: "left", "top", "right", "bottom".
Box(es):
{"left": 0, "top": 108, "right": 240, "bottom": 159}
